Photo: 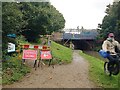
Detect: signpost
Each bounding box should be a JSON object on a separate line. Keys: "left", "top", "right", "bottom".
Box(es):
{"left": 8, "top": 43, "right": 15, "bottom": 53}
{"left": 7, "top": 34, "right": 16, "bottom": 53}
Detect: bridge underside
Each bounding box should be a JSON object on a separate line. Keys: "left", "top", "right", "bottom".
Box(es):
{"left": 63, "top": 39, "right": 95, "bottom": 50}
{"left": 52, "top": 31, "right": 98, "bottom": 50}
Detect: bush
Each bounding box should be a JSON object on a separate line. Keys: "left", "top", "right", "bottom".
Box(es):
{"left": 15, "top": 35, "right": 28, "bottom": 45}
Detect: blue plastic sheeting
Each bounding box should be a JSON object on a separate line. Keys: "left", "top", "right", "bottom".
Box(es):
{"left": 7, "top": 34, "right": 16, "bottom": 38}
{"left": 99, "top": 50, "right": 109, "bottom": 58}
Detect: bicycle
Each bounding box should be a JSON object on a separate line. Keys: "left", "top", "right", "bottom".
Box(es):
{"left": 99, "top": 50, "right": 120, "bottom": 76}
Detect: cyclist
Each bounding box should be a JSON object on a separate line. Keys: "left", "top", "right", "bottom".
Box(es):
{"left": 102, "top": 33, "right": 120, "bottom": 62}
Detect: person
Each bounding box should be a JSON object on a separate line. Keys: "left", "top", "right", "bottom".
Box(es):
{"left": 102, "top": 33, "right": 120, "bottom": 61}
{"left": 70, "top": 41, "right": 74, "bottom": 50}
{"left": 48, "top": 40, "right": 51, "bottom": 46}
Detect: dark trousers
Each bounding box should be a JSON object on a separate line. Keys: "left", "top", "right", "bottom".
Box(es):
{"left": 107, "top": 55, "right": 117, "bottom": 62}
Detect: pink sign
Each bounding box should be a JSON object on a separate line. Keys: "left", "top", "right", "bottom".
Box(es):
{"left": 40, "top": 50, "right": 52, "bottom": 59}
{"left": 22, "top": 50, "right": 37, "bottom": 60}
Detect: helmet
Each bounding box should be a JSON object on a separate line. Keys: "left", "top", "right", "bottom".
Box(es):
{"left": 108, "top": 33, "right": 114, "bottom": 37}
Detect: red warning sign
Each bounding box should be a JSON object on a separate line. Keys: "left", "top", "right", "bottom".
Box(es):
{"left": 40, "top": 50, "right": 52, "bottom": 59}
{"left": 22, "top": 50, "right": 37, "bottom": 60}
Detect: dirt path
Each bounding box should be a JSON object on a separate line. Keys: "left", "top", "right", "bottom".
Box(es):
{"left": 3, "top": 50, "right": 97, "bottom": 88}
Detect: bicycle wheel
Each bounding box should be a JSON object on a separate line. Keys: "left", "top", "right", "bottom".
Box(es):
{"left": 108, "top": 61, "right": 119, "bottom": 75}
{"left": 104, "top": 62, "right": 111, "bottom": 76}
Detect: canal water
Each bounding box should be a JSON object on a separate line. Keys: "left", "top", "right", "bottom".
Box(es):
{"left": 83, "top": 51, "right": 107, "bottom": 61}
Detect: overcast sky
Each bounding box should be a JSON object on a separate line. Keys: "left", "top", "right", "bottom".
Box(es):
{"left": 50, "top": 0, "right": 113, "bottom": 29}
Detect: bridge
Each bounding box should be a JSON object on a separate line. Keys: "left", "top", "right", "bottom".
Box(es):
{"left": 63, "top": 29, "right": 98, "bottom": 40}
{"left": 52, "top": 28, "right": 98, "bottom": 50}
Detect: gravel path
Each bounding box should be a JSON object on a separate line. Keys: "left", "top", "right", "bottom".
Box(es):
{"left": 3, "top": 50, "right": 97, "bottom": 88}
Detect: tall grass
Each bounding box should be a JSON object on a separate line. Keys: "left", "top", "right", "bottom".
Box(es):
{"left": 80, "top": 51, "right": 119, "bottom": 88}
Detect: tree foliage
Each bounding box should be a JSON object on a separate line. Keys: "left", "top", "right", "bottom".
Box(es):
{"left": 2, "top": 2, "right": 26, "bottom": 51}
{"left": 21, "top": 2, "right": 65, "bottom": 42}
{"left": 97, "top": 2, "right": 120, "bottom": 41}
{"left": 2, "top": 2, "right": 65, "bottom": 51}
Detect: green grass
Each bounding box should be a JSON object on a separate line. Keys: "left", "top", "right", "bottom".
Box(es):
{"left": 2, "top": 37, "right": 31, "bottom": 85}
{"left": 51, "top": 41, "right": 73, "bottom": 64}
{"left": 80, "top": 51, "right": 120, "bottom": 88}
{"left": 2, "top": 55, "right": 31, "bottom": 84}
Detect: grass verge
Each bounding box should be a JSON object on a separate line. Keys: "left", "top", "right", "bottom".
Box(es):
{"left": 80, "top": 51, "right": 119, "bottom": 88}
{"left": 51, "top": 41, "right": 73, "bottom": 64}
{"left": 2, "top": 55, "right": 31, "bottom": 85}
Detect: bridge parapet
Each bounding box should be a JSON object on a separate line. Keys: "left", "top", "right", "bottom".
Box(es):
{"left": 63, "top": 30, "right": 98, "bottom": 40}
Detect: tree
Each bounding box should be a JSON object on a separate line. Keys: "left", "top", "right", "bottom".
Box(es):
{"left": 21, "top": 2, "right": 65, "bottom": 42}
{"left": 98, "top": 2, "right": 120, "bottom": 41}
{"left": 2, "top": 2, "right": 26, "bottom": 51}
{"left": 2, "top": 2, "right": 65, "bottom": 52}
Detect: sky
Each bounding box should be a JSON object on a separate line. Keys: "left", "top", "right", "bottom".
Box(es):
{"left": 50, "top": 0, "right": 113, "bottom": 29}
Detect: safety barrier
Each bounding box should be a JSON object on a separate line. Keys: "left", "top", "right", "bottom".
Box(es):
{"left": 19, "top": 44, "right": 52, "bottom": 70}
